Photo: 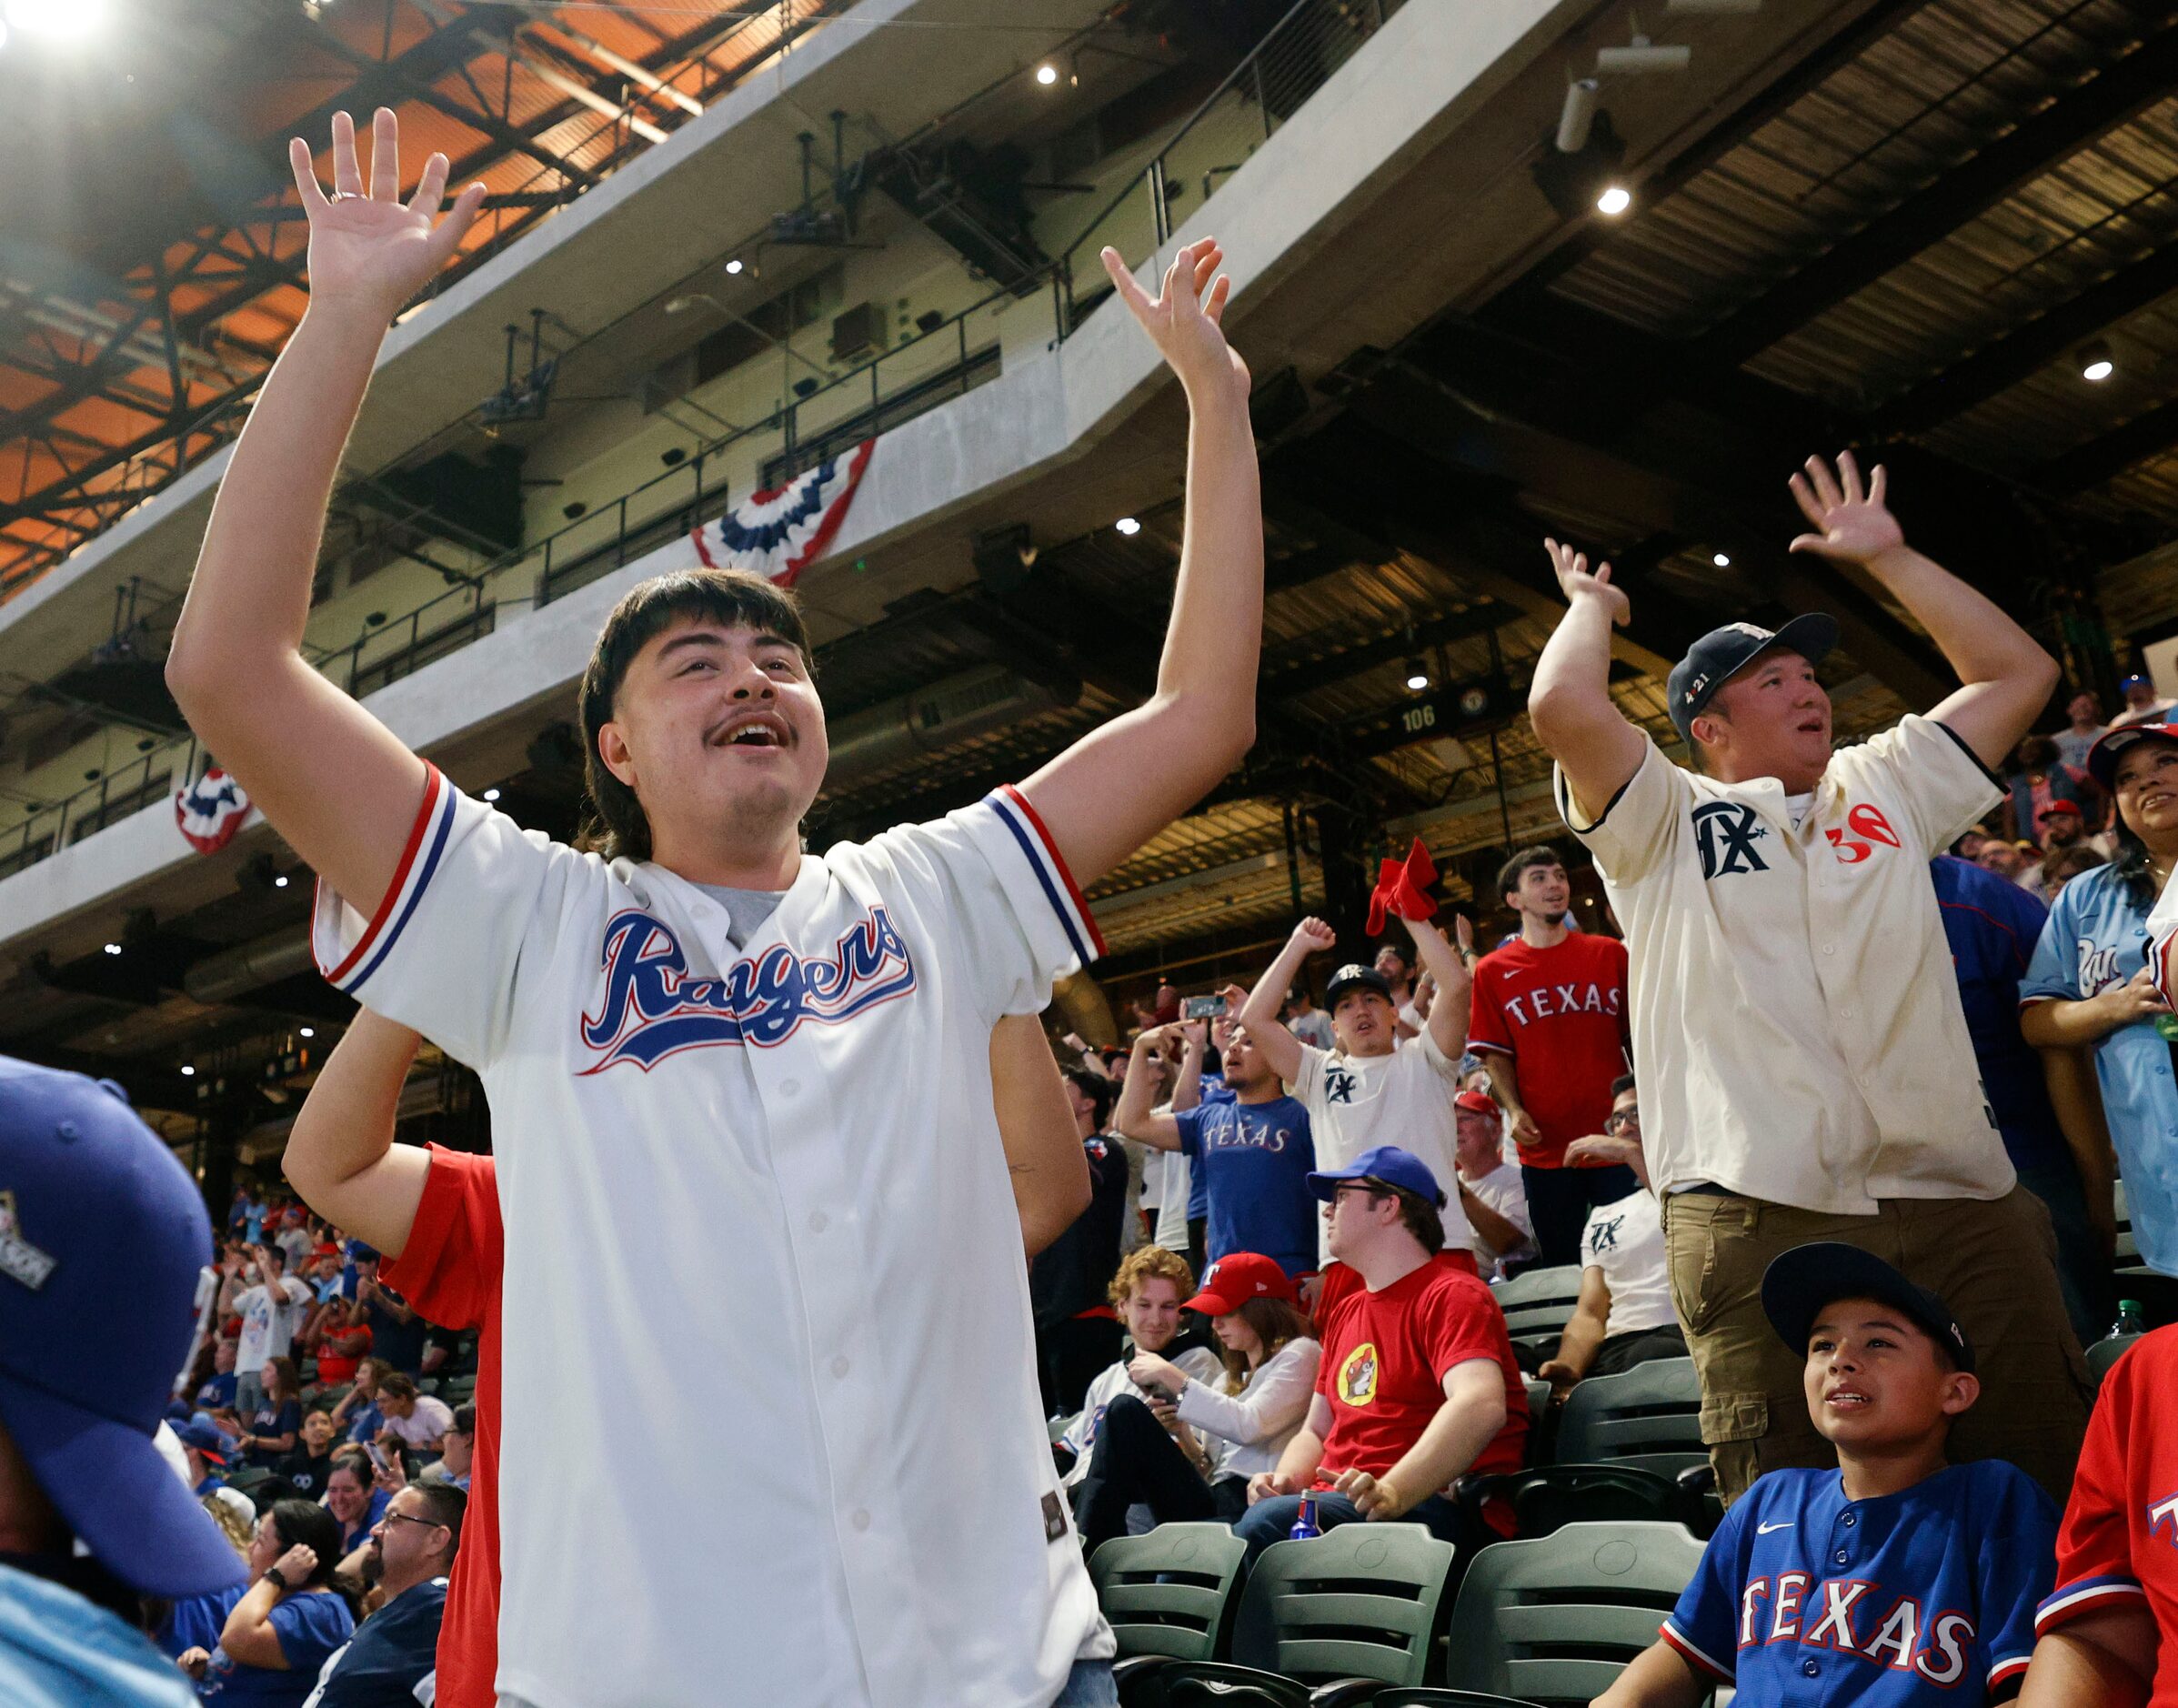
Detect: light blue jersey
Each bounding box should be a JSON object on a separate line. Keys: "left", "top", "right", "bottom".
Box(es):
{"left": 0, "top": 1563, "right": 196, "bottom": 1708}
{"left": 2021, "top": 862, "right": 2178, "bottom": 1273}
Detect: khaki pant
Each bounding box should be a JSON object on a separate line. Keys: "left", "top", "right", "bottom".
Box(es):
{"left": 1660, "top": 1186, "right": 2091, "bottom": 1508}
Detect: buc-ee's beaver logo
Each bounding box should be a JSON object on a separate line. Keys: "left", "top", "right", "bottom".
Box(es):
{"left": 1337, "top": 1342, "right": 1380, "bottom": 1406}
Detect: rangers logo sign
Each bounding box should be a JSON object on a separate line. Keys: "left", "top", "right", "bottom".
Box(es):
{"left": 176, "top": 768, "right": 252, "bottom": 855}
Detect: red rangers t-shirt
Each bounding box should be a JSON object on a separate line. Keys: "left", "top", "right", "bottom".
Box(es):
{"left": 1467, "top": 930, "right": 1630, "bottom": 1169}
{"left": 1313, "top": 1259, "right": 1528, "bottom": 1508}
{"left": 2035, "top": 1325, "right": 2178, "bottom": 1700}
{"left": 381, "top": 1145, "right": 502, "bottom": 1708}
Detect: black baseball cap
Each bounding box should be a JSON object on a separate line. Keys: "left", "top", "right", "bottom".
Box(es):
{"left": 1323, "top": 963, "right": 1391, "bottom": 1012}
{"left": 1666, "top": 615, "right": 1839, "bottom": 744}
{"left": 1761, "top": 1242, "right": 1974, "bottom": 1373}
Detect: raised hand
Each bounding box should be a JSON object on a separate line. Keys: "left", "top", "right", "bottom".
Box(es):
{"left": 1290, "top": 917, "right": 1337, "bottom": 954}
{"left": 1099, "top": 237, "right": 1250, "bottom": 400}
{"left": 1789, "top": 451, "right": 1904, "bottom": 567}
{"left": 1544, "top": 538, "right": 1630, "bottom": 627}
{"left": 289, "top": 109, "right": 487, "bottom": 324}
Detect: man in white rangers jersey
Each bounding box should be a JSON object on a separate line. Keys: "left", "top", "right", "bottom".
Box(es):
{"left": 166, "top": 110, "right": 1265, "bottom": 1708}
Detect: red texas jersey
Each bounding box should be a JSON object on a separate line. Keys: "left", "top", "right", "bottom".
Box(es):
{"left": 1467, "top": 931, "right": 1630, "bottom": 1168}
{"left": 2037, "top": 1324, "right": 2178, "bottom": 1702}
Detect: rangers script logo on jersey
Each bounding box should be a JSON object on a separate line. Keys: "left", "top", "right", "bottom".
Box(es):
{"left": 579, "top": 906, "right": 917, "bottom": 1071}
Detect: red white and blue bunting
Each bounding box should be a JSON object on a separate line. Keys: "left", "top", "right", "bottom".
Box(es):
{"left": 176, "top": 767, "right": 253, "bottom": 855}
{"left": 689, "top": 437, "right": 876, "bottom": 588}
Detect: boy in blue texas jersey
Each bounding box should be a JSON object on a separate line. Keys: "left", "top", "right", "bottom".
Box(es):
{"left": 1597, "top": 1242, "right": 2058, "bottom": 1706}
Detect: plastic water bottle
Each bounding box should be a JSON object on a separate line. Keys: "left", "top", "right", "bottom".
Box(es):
{"left": 1288, "top": 1490, "right": 1320, "bottom": 1541}
{"left": 2113, "top": 1299, "right": 2148, "bottom": 1340}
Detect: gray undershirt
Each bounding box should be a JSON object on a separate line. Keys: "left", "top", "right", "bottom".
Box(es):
{"left": 693, "top": 883, "right": 788, "bottom": 949}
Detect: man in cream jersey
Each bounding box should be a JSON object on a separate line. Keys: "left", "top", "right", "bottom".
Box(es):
{"left": 1526, "top": 450, "right": 2088, "bottom": 1507}
{"left": 166, "top": 110, "right": 1265, "bottom": 1708}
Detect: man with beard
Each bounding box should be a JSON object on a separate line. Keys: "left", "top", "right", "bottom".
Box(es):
{"left": 1468, "top": 845, "right": 1634, "bottom": 1265}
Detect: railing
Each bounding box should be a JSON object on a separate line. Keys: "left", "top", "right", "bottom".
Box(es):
{"left": 0, "top": 0, "right": 1405, "bottom": 886}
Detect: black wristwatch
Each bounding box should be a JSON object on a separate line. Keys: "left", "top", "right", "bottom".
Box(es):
{"left": 262, "top": 1565, "right": 290, "bottom": 1594}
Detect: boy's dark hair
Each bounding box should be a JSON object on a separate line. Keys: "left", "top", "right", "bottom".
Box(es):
{"left": 378, "top": 1372, "right": 418, "bottom": 1402}
{"left": 1365, "top": 1180, "right": 1446, "bottom": 1256}
{"left": 451, "top": 1403, "right": 476, "bottom": 1435}
{"left": 1610, "top": 1072, "right": 1637, "bottom": 1099}
{"left": 1062, "top": 1067, "right": 1116, "bottom": 1130}
{"left": 576, "top": 568, "right": 812, "bottom": 863}
{"left": 1497, "top": 845, "right": 1566, "bottom": 903}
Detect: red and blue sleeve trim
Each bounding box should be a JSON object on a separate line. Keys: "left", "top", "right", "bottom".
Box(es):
{"left": 316, "top": 765, "right": 457, "bottom": 994}
{"left": 1659, "top": 1621, "right": 1732, "bottom": 1683}
{"left": 2035, "top": 1574, "right": 2144, "bottom": 1635}
{"left": 986, "top": 785, "right": 1106, "bottom": 965}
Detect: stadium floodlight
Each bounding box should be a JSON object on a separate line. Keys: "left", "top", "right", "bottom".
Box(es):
{"left": 1035, "top": 62, "right": 1058, "bottom": 85}
{"left": 1712, "top": 551, "right": 1731, "bottom": 568}
{"left": 6, "top": 0, "right": 102, "bottom": 36}
{"left": 1596, "top": 184, "right": 1633, "bottom": 216}
{"left": 1405, "top": 659, "right": 1430, "bottom": 693}
{"left": 725, "top": 258, "right": 744, "bottom": 276}
{"left": 2080, "top": 340, "right": 2114, "bottom": 382}
{"left": 1115, "top": 517, "right": 1141, "bottom": 536}
{"left": 1557, "top": 79, "right": 1600, "bottom": 154}
{"left": 1532, "top": 109, "right": 1627, "bottom": 219}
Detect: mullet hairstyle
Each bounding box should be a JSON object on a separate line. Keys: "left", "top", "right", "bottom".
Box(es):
{"left": 575, "top": 568, "right": 813, "bottom": 863}
{"left": 1108, "top": 1243, "right": 1196, "bottom": 1311}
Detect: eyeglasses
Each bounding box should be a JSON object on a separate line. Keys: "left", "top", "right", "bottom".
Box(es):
{"left": 1330, "top": 1183, "right": 1388, "bottom": 1207}
{"left": 1604, "top": 1106, "right": 1640, "bottom": 1132}
{"left": 377, "top": 1511, "right": 447, "bottom": 1537}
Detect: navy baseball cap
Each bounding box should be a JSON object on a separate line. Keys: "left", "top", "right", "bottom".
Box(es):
{"left": 174, "top": 1418, "right": 229, "bottom": 1466}
{"left": 1308, "top": 1145, "right": 1448, "bottom": 1210}
{"left": 2086, "top": 716, "right": 2178, "bottom": 790}
{"left": 1666, "top": 614, "right": 1838, "bottom": 743}
{"left": 347, "top": 1241, "right": 379, "bottom": 1265}
{"left": 1323, "top": 963, "right": 1391, "bottom": 1012}
{"left": 1761, "top": 1242, "right": 1974, "bottom": 1374}
{"left": 0, "top": 1057, "right": 246, "bottom": 1597}
{"left": 2122, "top": 672, "right": 2151, "bottom": 692}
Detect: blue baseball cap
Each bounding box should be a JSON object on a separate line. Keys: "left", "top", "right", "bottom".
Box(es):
{"left": 2121, "top": 672, "right": 2151, "bottom": 692}
{"left": 1307, "top": 1145, "right": 1447, "bottom": 1209}
{"left": 1666, "top": 614, "right": 1838, "bottom": 744}
{"left": 0, "top": 1057, "right": 246, "bottom": 1597}
{"left": 173, "top": 1418, "right": 229, "bottom": 1465}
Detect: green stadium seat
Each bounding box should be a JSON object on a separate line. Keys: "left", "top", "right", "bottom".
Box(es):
{"left": 1490, "top": 1269, "right": 1583, "bottom": 1360}
{"left": 1552, "top": 1360, "right": 1701, "bottom": 1464}
{"left": 1089, "top": 1522, "right": 1247, "bottom": 1664}
{"left": 1442, "top": 1521, "right": 1708, "bottom": 1706}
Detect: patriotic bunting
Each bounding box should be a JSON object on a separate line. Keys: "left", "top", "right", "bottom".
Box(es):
{"left": 689, "top": 437, "right": 876, "bottom": 588}
{"left": 176, "top": 767, "right": 252, "bottom": 855}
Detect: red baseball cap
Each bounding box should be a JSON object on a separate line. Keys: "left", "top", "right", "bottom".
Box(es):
{"left": 2036, "top": 800, "right": 2083, "bottom": 822}
{"left": 1454, "top": 1089, "right": 1499, "bottom": 1117}
{"left": 1183, "top": 1252, "right": 1296, "bottom": 1315}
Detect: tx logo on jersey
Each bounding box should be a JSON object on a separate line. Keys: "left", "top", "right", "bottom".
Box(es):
{"left": 578, "top": 907, "right": 916, "bottom": 1072}
{"left": 1692, "top": 802, "right": 1770, "bottom": 879}
{"left": 1324, "top": 1067, "right": 1360, "bottom": 1104}
{"left": 1733, "top": 1574, "right": 1978, "bottom": 1683}
{"left": 1336, "top": 1342, "right": 1380, "bottom": 1406}
{"left": 1588, "top": 1213, "right": 1625, "bottom": 1256}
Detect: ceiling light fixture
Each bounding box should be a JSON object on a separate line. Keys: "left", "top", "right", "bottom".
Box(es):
{"left": 1405, "top": 659, "right": 1430, "bottom": 693}
{"left": 1596, "top": 184, "right": 1633, "bottom": 216}
{"left": 273, "top": 874, "right": 289, "bottom": 888}
{"left": 180, "top": 1064, "right": 196, "bottom": 1077}
{"left": 1114, "top": 517, "right": 1141, "bottom": 536}
{"left": 724, "top": 258, "right": 744, "bottom": 276}
{"left": 299, "top": 1027, "right": 315, "bottom": 1039}
{"left": 1712, "top": 551, "right": 1731, "bottom": 568}
{"left": 2080, "top": 339, "right": 2114, "bottom": 382}
{"left": 483, "top": 788, "right": 502, "bottom": 801}
{"left": 103, "top": 941, "right": 122, "bottom": 956}
{"left": 1035, "top": 62, "right": 1059, "bottom": 85}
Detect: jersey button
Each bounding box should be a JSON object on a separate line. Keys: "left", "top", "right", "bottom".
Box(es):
{"left": 1842, "top": 1512, "right": 1856, "bottom": 1527}
{"left": 1833, "top": 1549, "right": 1849, "bottom": 1565}
{"left": 781, "top": 1078, "right": 802, "bottom": 1097}
{"left": 808, "top": 1211, "right": 829, "bottom": 1234}
{"left": 851, "top": 1509, "right": 871, "bottom": 1532}
{"left": 1802, "top": 1660, "right": 1820, "bottom": 1678}
{"left": 831, "top": 1354, "right": 851, "bottom": 1379}
{"left": 1822, "top": 943, "right": 1836, "bottom": 956}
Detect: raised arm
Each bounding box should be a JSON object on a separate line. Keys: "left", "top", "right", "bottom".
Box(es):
{"left": 1400, "top": 914, "right": 1471, "bottom": 1061}
{"left": 282, "top": 1010, "right": 431, "bottom": 1258}
{"left": 1787, "top": 452, "right": 2058, "bottom": 770}
{"left": 1113, "top": 1028, "right": 1186, "bottom": 1151}
{"left": 1015, "top": 239, "right": 1261, "bottom": 886}
{"left": 1240, "top": 919, "right": 1334, "bottom": 1086}
{"left": 165, "top": 110, "right": 486, "bottom": 916}
{"left": 989, "top": 1015, "right": 1092, "bottom": 1258}
{"left": 1528, "top": 540, "right": 1647, "bottom": 823}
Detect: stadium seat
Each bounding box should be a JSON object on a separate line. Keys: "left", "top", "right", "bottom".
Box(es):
{"left": 1456, "top": 1462, "right": 1702, "bottom": 1546}
{"left": 2115, "top": 1181, "right": 2136, "bottom": 1263}
{"left": 2088, "top": 1332, "right": 2143, "bottom": 1382}
{"left": 1442, "top": 1521, "right": 1708, "bottom": 1706}
{"left": 1335, "top": 1693, "right": 1546, "bottom": 1707}
{"left": 1490, "top": 1268, "right": 1583, "bottom": 1360}
{"left": 1121, "top": 1522, "right": 1455, "bottom": 1707}
{"left": 1552, "top": 1360, "right": 1701, "bottom": 1464}
{"left": 1089, "top": 1523, "right": 1247, "bottom": 1665}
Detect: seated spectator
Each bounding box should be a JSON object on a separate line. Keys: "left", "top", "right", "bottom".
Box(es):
{"left": 308, "top": 1300, "right": 372, "bottom": 1390}
{"left": 2038, "top": 799, "right": 2093, "bottom": 858}
{"left": 234, "top": 1356, "right": 304, "bottom": 1470}
{"left": 1071, "top": 1252, "right": 1320, "bottom": 1550}
{"left": 1976, "top": 835, "right": 2036, "bottom": 890}
{"left": 1535, "top": 1077, "right": 1684, "bottom": 1397}
{"left": 279, "top": 1411, "right": 341, "bottom": 1502}
{"left": 1598, "top": 1243, "right": 2056, "bottom": 1707}
{"left": 2020, "top": 1326, "right": 2178, "bottom": 1703}
{"left": 330, "top": 1360, "right": 391, "bottom": 1446}
{"left": 324, "top": 1452, "right": 389, "bottom": 1561}
{"left": 420, "top": 1403, "right": 476, "bottom": 1492}
{"left": 1113, "top": 1020, "right": 1319, "bottom": 1280}
{"left": 2043, "top": 844, "right": 2105, "bottom": 899}
{"left": 2051, "top": 689, "right": 2106, "bottom": 773}
{"left": 177, "top": 1499, "right": 356, "bottom": 1707}
{"left": 176, "top": 1419, "right": 233, "bottom": 1498}
{"left": 1452, "top": 1089, "right": 1535, "bottom": 1280}
{"left": 194, "top": 1334, "right": 241, "bottom": 1413}
{"left": 1058, "top": 1246, "right": 1222, "bottom": 1495}
{"left": 300, "top": 1484, "right": 463, "bottom": 1707}
{"left": 371, "top": 1375, "right": 454, "bottom": 1457}
{"left": 1030, "top": 1069, "right": 1132, "bottom": 1415}
{"left": 1236, "top": 1148, "right": 1528, "bottom": 1568}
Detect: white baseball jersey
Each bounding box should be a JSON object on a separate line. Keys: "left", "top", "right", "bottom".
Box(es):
{"left": 314, "top": 766, "right": 1113, "bottom": 1708}
{"left": 1557, "top": 716, "right": 2008, "bottom": 1214}
{"left": 1288, "top": 1031, "right": 1475, "bottom": 1263}
{"left": 1580, "top": 1187, "right": 1675, "bottom": 1339}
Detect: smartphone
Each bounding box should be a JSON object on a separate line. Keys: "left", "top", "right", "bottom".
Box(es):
{"left": 1139, "top": 1381, "right": 1175, "bottom": 1403}
{"left": 1181, "top": 995, "right": 1223, "bottom": 1021}
{"left": 366, "top": 1444, "right": 395, "bottom": 1476}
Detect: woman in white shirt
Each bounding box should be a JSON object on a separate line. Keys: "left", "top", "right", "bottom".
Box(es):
{"left": 1074, "top": 1251, "right": 1320, "bottom": 1551}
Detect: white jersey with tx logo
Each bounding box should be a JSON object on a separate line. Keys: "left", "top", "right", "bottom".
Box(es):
{"left": 1580, "top": 1184, "right": 1675, "bottom": 1340}
{"left": 1555, "top": 715, "right": 2006, "bottom": 1214}
{"left": 313, "top": 766, "right": 1110, "bottom": 1708}
{"left": 1288, "top": 1032, "right": 1474, "bottom": 1265}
